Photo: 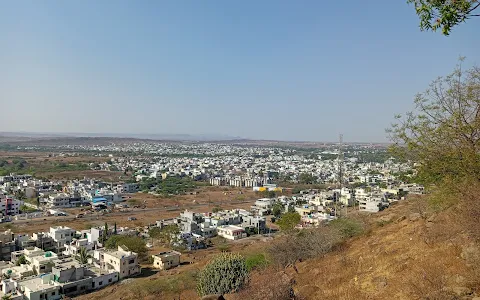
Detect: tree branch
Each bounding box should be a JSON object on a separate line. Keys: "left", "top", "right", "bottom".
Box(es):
{"left": 467, "top": 2, "right": 480, "bottom": 15}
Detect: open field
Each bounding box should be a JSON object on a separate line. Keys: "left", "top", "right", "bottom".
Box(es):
{"left": 0, "top": 150, "right": 127, "bottom": 180}
{"left": 0, "top": 187, "right": 261, "bottom": 235}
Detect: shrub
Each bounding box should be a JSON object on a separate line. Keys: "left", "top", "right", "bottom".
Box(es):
{"left": 268, "top": 226, "right": 341, "bottom": 273}
{"left": 232, "top": 269, "right": 302, "bottom": 300}
{"left": 245, "top": 253, "right": 269, "bottom": 271}
{"left": 329, "top": 218, "right": 364, "bottom": 238}
{"left": 196, "top": 252, "right": 249, "bottom": 296}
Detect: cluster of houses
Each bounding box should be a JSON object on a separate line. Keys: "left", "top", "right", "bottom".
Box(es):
{"left": 161, "top": 208, "right": 267, "bottom": 246}
{"left": 40, "top": 141, "right": 414, "bottom": 189}
{"left": 157, "top": 181, "right": 425, "bottom": 243}
{"left": 0, "top": 223, "right": 183, "bottom": 300}
{"left": 0, "top": 224, "right": 140, "bottom": 299}
{"left": 0, "top": 174, "right": 142, "bottom": 222}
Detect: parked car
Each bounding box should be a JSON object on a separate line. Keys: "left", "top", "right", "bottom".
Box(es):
{"left": 76, "top": 214, "right": 84, "bottom": 219}
{"left": 127, "top": 216, "right": 137, "bottom": 221}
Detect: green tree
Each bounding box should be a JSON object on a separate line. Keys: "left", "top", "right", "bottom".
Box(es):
{"left": 276, "top": 212, "right": 301, "bottom": 231}
{"left": 299, "top": 173, "right": 318, "bottom": 184}
{"left": 75, "top": 247, "right": 91, "bottom": 265}
{"left": 388, "top": 61, "right": 480, "bottom": 186}
{"left": 159, "top": 225, "right": 180, "bottom": 245}
{"left": 148, "top": 227, "right": 162, "bottom": 243}
{"left": 212, "top": 207, "right": 222, "bottom": 213}
{"left": 105, "top": 235, "right": 149, "bottom": 262}
{"left": 101, "top": 223, "right": 108, "bottom": 243}
{"left": 266, "top": 190, "right": 276, "bottom": 198}
{"left": 2, "top": 294, "right": 13, "bottom": 300}
{"left": 408, "top": 0, "right": 479, "bottom": 35}
{"left": 16, "top": 255, "right": 27, "bottom": 266}
{"left": 272, "top": 202, "right": 284, "bottom": 219}
{"left": 196, "top": 252, "right": 249, "bottom": 297}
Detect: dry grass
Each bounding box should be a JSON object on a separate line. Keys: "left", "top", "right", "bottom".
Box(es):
{"left": 288, "top": 196, "right": 480, "bottom": 299}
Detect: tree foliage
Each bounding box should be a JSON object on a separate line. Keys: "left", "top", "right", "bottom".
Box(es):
{"left": 159, "top": 225, "right": 180, "bottom": 245}
{"left": 276, "top": 212, "right": 301, "bottom": 231}
{"left": 272, "top": 202, "right": 284, "bottom": 219}
{"left": 105, "top": 235, "right": 149, "bottom": 261}
{"left": 16, "top": 255, "right": 27, "bottom": 266}
{"left": 298, "top": 173, "right": 318, "bottom": 184}
{"left": 75, "top": 247, "right": 91, "bottom": 265}
{"left": 388, "top": 61, "right": 480, "bottom": 186}
{"left": 408, "top": 0, "right": 480, "bottom": 35}
{"left": 148, "top": 227, "right": 162, "bottom": 241}
{"left": 196, "top": 252, "right": 249, "bottom": 296}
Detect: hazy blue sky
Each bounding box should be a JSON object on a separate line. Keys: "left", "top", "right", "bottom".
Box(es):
{"left": 0, "top": 1, "right": 478, "bottom": 142}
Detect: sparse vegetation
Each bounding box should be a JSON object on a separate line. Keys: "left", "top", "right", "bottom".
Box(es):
{"left": 268, "top": 226, "right": 342, "bottom": 273}
{"left": 245, "top": 253, "right": 269, "bottom": 271}
{"left": 329, "top": 218, "right": 364, "bottom": 238}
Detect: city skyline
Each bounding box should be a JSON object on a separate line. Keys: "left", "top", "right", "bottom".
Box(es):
{"left": 1, "top": 1, "right": 478, "bottom": 142}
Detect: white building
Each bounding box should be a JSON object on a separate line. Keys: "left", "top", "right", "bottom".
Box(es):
{"left": 93, "top": 246, "right": 140, "bottom": 279}
{"left": 63, "top": 238, "right": 94, "bottom": 257}
{"left": 358, "top": 198, "right": 384, "bottom": 213}
{"left": 217, "top": 225, "right": 247, "bottom": 240}
{"left": 17, "top": 274, "right": 62, "bottom": 300}
{"left": 45, "top": 194, "right": 71, "bottom": 208}
{"left": 48, "top": 226, "right": 76, "bottom": 247}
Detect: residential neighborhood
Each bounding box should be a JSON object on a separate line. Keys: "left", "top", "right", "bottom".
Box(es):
{"left": 0, "top": 141, "right": 425, "bottom": 299}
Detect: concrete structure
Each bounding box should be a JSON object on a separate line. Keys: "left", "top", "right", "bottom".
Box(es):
{"left": 358, "top": 198, "right": 386, "bottom": 213}
{"left": 0, "top": 230, "right": 15, "bottom": 261}
{"left": 152, "top": 251, "right": 181, "bottom": 270}
{"left": 93, "top": 246, "right": 140, "bottom": 279}
{"left": 30, "top": 251, "right": 58, "bottom": 275}
{"left": 45, "top": 194, "right": 71, "bottom": 208}
{"left": 116, "top": 183, "right": 139, "bottom": 194}
{"left": 48, "top": 226, "right": 75, "bottom": 250}
{"left": 63, "top": 238, "right": 94, "bottom": 257}
{"left": 18, "top": 275, "right": 62, "bottom": 300}
{"left": 0, "top": 197, "right": 23, "bottom": 216}
{"left": 0, "top": 278, "right": 23, "bottom": 299}
{"left": 217, "top": 225, "right": 247, "bottom": 240}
